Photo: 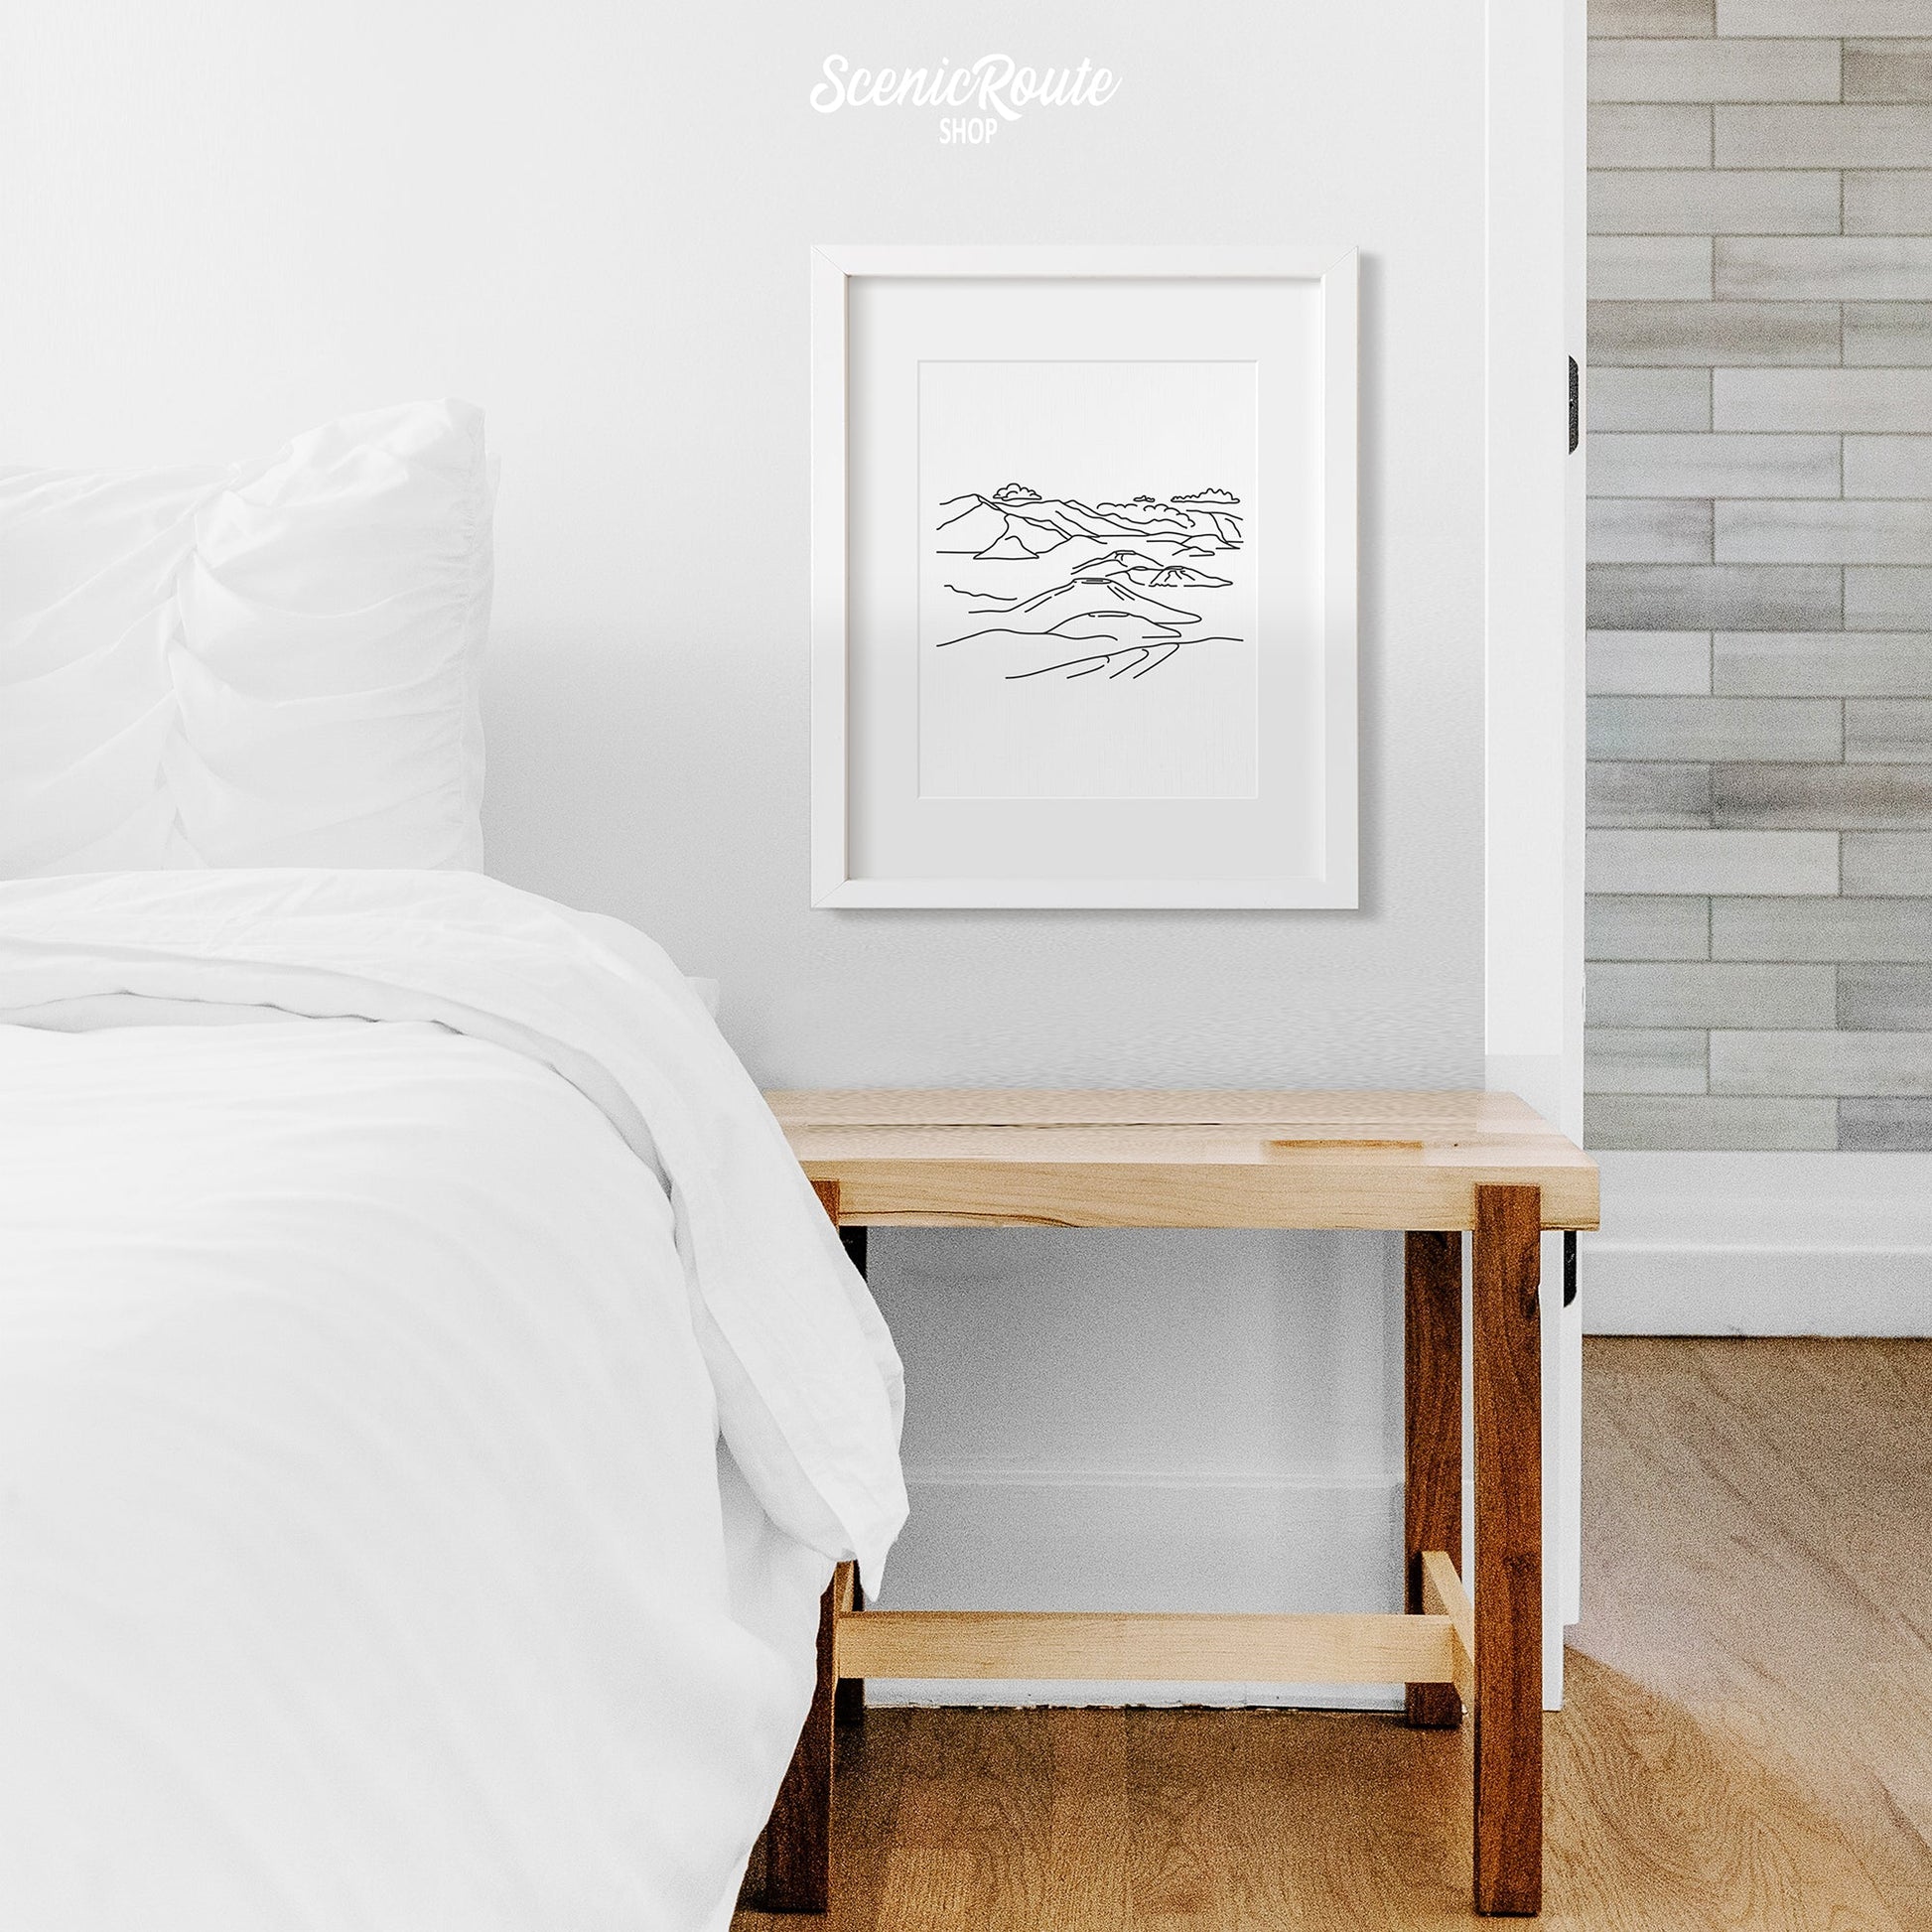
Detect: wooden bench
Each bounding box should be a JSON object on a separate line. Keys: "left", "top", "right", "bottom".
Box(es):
{"left": 757, "top": 1089, "right": 1598, "bottom": 1918}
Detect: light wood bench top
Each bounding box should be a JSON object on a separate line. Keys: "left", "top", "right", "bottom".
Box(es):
{"left": 766, "top": 1089, "right": 1598, "bottom": 1233}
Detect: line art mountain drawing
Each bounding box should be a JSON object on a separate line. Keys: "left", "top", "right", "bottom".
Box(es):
{"left": 933, "top": 483, "right": 1246, "bottom": 681}
{"left": 949, "top": 575, "right": 1200, "bottom": 633}
{"left": 1087, "top": 549, "right": 1232, "bottom": 590}
{"left": 936, "top": 485, "right": 1244, "bottom": 563}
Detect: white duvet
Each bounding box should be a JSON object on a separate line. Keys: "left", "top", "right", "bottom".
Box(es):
{"left": 0, "top": 870, "right": 906, "bottom": 1932}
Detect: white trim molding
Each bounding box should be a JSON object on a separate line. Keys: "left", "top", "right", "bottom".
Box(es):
{"left": 1482, "top": 0, "right": 1589, "bottom": 1704}
{"left": 1583, "top": 1152, "right": 1932, "bottom": 1336}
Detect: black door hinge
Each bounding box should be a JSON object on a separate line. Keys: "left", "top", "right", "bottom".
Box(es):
{"left": 1563, "top": 1229, "right": 1578, "bottom": 1308}
{"left": 1568, "top": 356, "right": 1580, "bottom": 455}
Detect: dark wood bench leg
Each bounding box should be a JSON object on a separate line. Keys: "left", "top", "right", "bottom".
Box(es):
{"left": 1472, "top": 1184, "right": 1544, "bottom": 1916}
{"left": 761, "top": 1566, "right": 840, "bottom": 1911}
{"left": 759, "top": 1173, "right": 853, "bottom": 1912}
{"left": 834, "top": 1567, "right": 867, "bottom": 1726}
{"left": 1404, "top": 1230, "right": 1463, "bottom": 1728}
{"left": 834, "top": 1220, "right": 868, "bottom": 1728}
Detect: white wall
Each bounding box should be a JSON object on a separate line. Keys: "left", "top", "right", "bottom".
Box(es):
{"left": 3, "top": 1, "right": 1502, "bottom": 1706}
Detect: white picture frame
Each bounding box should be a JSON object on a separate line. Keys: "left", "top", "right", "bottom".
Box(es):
{"left": 811, "top": 244, "right": 1358, "bottom": 908}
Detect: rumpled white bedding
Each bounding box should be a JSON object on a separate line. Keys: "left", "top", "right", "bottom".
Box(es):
{"left": 0, "top": 869, "right": 906, "bottom": 1932}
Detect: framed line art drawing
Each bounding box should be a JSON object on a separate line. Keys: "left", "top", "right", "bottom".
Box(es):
{"left": 810, "top": 245, "right": 1358, "bottom": 908}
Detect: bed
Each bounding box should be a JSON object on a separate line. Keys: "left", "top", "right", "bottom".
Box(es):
{"left": 0, "top": 407, "right": 906, "bottom": 1928}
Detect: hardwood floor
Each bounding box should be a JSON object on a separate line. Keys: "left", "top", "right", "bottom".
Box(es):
{"left": 736, "top": 1340, "right": 1932, "bottom": 1930}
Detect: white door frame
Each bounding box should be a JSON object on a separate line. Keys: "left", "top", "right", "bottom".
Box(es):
{"left": 1482, "top": 0, "right": 1588, "bottom": 1708}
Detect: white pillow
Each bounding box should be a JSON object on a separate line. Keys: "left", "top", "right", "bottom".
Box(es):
{"left": 0, "top": 401, "right": 493, "bottom": 875}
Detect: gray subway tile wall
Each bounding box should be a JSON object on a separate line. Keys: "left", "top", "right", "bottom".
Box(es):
{"left": 1847, "top": 567, "right": 1932, "bottom": 623}
{"left": 1590, "top": 102, "right": 1718, "bottom": 166}
{"left": 1587, "top": 893, "right": 1715, "bottom": 956}
{"left": 1843, "top": 301, "right": 1932, "bottom": 358}
{"left": 1713, "top": 364, "right": 1932, "bottom": 425}
{"left": 1590, "top": 236, "right": 1719, "bottom": 301}
{"left": 1590, "top": 367, "right": 1717, "bottom": 428}
{"left": 1711, "top": 759, "right": 1932, "bottom": 823}
{"left": 1844, "top": 170, "right": 1932, "bottom": 228}
{"left": 1846, "top": 434, "right": 1932, "bottom": 490}
{"left": 1583, "top": 1094, "right": 1839, "bottom": 1148}
{"left": 1593, "top": 0, "right": 1716, "bottom": 34}
{"left": 1587, "top": 1027, "right": 1713, "bottom": 1092}
{"left": 1716, "top": 238, "right": 1932, "bottom": 299}
{"left": 1842, "top": 829, "right": 1932, "bottom": 887}
{"left": 1847, "top": 696, "right": 1932, "bottom": 756}
{"left": 1587, "top": 562, "right": 1844, "bottom": 626}
{"left": 1590, "top": 959, "right": 1840, "bottom": 1022}
{"left": 1717, "top": 102, "right": 1932, "bottom": 164}
{"left": 1589, "top": 496, "right": 1718, "bottom": 560}
{"left": 1844, "top": 40, "right": 1932, "bottom": 96}
{"left": 1711, "top": 1026, "right": 1932, "bottom": 1088}
{"left": 1723, "top": 5, "right": 1932, "bottom": 40}
{"left": 1592, "top": 40, "right": 1844, "bottom": 101}
{"left": 1838, "top": 1096, "right": 1932, "bottom": 1146}
{"left": 1710, "top": 895, "right": 1932, "bottom": 959}
{"left": 1589, "top": 628, "right": 1716, "bottom": 689}
{"left": 1587, "top": 2, "right": 1932, "bottom": 1152}
{"left": 1717, "top": 497, "right": 1932, "bottom": 559}
{"left": 1591, "top": 168, "right": 1844, "bottom": 232}
{"left": 1713, "top": 629, "right": 1932, "bottom": 691}
{"left": 1589, "top": 693, "right": 1845, "bottom": 759}
{"left": 1590, "top": 760, "right": 1718, "bottom": 823}
{"left": 1591, "top": 827, "right": 1843, "bottom": 891}
{"left": 1590, "top": 299, "right": 1839, "bottom": 360}
{"left": 1839, "top": 960, "right": 1932, "bottom": 1021}
{"left": 1594, "top": 431, "right": 1842, "bottom": 495}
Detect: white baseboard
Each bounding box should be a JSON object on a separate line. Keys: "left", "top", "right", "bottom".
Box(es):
{"left": 1583, "top": 1152, "right": 1932, "bottom": 1336}
{"left": 869, "top": 1469, "right": 1409, "bottom": 1710}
